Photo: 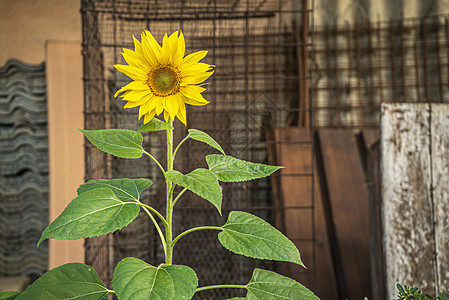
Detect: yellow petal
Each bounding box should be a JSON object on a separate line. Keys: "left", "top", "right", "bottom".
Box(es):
{"left": 147, "top": 96, "right": 160, "bottom": 112}
{"left": 144, "top": 109, "right": 156, "bottom": 123}
{"left": 144, "top": 30, "right": 162, "bottom": 56}
{"left": 180, "top": 63, "right": 213, "bottom": 77}
{"left": 114, "top": 81, "right": 149, "bottom": 98}
{"left": 124, "top": 93, "right": 152, "bottom": 108}
{"left": 123, "top": 89, "right": 152, "bottom": 102}
{"left": 181, "top": 50, "right": 208, "bottom": 67}
{"left": 179, "top": 85, "right": 207, "bottom": 102}
{"left": 132, "top": 34, "right": 143, "bottom": 56}
{"left": 164, "top": 95, "right": 180, "bottom": 119}
{"left": 173, "top": 31, "right": 185, "bottom": 66}
{"left": 140, "top": 32, "right": 159, "bottom": 67}
{"left": 184, "top": 96, "right": 210, "bottom": 106}
{"left": 176, "top": 101, "right": 187, "bottom": 125}
{"left": 179, "top": 76, "right": 195, "bottom": 86}
{"left": 183, "top": 70, "right": 214, "bottom": 85}
{"left": 160, "top": 33, "right": 171, "bottom": 65}
{"left": 122, "top": 48, "right": 149, "bottom": 71}
{"left": 156, "top": 98, "right": 164, "bottom": 115}
{"left": 164, "top": 110, "right": 170, "bottom": 122}
{"left": 114, "top": 64, "right": 147, "bottom": 81}
{"left": 138, "top": 99, "right": 152, "bottom": 118}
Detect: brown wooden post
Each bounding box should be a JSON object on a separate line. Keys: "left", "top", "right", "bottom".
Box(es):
{"left": 46, "top": 41, "right": 85, "bottom": 268}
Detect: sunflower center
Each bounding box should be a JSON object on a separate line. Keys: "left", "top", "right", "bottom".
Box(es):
{"left": 148, "top": 66, "right": 180, "bottom": 97}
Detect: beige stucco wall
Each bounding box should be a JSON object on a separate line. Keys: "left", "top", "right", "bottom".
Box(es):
{"left": 0, "top": 0, "right": 85, "bottom": 267}
{"left": 0, "top": 0, "right": 81, "bottom": 65}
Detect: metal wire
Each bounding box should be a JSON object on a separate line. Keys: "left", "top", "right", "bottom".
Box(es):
{"left": 82, "top": 0, "right": 314, "bottom": 298}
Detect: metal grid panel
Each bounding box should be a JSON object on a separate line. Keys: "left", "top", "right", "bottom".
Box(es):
{"left": 313, "top": 14, "right": 449, "bottom": 128}
{"left": 82, "top": 0, "right": 314, "bottom": 298}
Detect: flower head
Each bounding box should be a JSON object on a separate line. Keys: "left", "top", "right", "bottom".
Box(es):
{"left": 114, "top": 30, "right": 214, "bottom": 125}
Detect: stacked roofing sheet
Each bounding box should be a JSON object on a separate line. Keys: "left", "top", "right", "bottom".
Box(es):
{"left": 0, "top": 60, "right": 48, "bottom": 280}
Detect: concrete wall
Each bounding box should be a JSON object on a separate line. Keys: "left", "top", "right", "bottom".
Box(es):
{"left": 0, "top": 0, "right": 81, "bottom": 65}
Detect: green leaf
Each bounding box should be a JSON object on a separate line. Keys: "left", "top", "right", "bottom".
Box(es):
{"left": 38, "top": 188, "right": 140, "bottom": 246}
{"left": 218, "top": 211, "right": 304, "bottom": 266}
{"left": 245, "top": 268, "right": 319, "bottom": 300}
{"left": 206, "top": 155, "right": 282, "bottom": 182}
{"left": 226, "top": 298, "right": 246, "bottom": 300}
{"left": 16, "top": 263, "right": 108, "bottom": 300}
{"left": 165, "top": 169, "right": 222, "bottom": 214}
{"left": 79, "top": 129, "right": 144, "bottom": 158}
{"left": 0, "top": 291, "right": 20, "bottom": 300}
{"left": 138, "top": 118, "right": 174, "bottom": 132}
{"left": 112, "top": 257, "right": 198, "bottom": 300}
{"left": 187, "top": 129, "right": 225, "bottom": 154}
{"left": 77, "top": 178, "right": 152, "bottom": 201}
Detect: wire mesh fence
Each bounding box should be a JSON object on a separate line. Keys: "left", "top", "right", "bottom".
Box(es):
{"left": 313, "top": 14, "right": 449, "bottom": 128}
{"left": 81, "top": 0, "right": 314, "bottom": 298}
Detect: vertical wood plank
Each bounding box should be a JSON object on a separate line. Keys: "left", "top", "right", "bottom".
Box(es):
{"left": 46, "top": 41, "right": 85, "bottom": 268}
{"left": 431, "top": 104, "right": 449, "bottom": 290}
{"left": 381, "top": 103, "right": 436, "bottom": 298}
{"left": 317, "top": 129, "right": 372, "bottom": 300}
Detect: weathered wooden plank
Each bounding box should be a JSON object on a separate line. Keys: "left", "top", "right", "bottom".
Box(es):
{"left": 269, "top": 127, "right": 338, "bottom": 299}
{"left": 381, "top": 103, "right": 436, "bottom": 298}
{"left": 317, "top": 129, "right": 372, "bottom": 300}
{"left": 360, "top": 130, "right": 385, "bottom": 300}
{"left": 430, "top": 104, "right": 449, "bottom": 290}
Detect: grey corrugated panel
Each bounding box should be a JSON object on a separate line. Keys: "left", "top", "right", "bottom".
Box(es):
{"left": 0, "top": 138, "right": 48, "bottom": 152}
{"left": 0, "top": 91, "right": 45, "bottom": 103}
{"left": 0, "top": 150, "right": 47, "bottom": 164}
{"left": 0, "top": 59, "right": 48, "bottom": 278}
{"left": 0, "top": 125, "right": 47, "bottom": 139}
{"left": 0, "top": 111, "right": 47, "bottom": 124}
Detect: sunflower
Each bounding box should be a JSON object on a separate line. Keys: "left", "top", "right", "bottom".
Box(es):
{"left": 114, "top": 30, "right": 214, "bottom": 125}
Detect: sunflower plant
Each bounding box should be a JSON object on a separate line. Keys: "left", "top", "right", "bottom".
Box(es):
{"left": 2, "top": 31, "right": 319, "bottom": 300}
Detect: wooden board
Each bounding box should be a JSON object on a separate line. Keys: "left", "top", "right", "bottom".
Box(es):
{"left": 361, "top": 130, "right": 385, "bottom": 300}
{"left": 316, "top": 129, "right": 372, "bottom": 300}
{"left": 430, "top": 104, "right": 449, "bottom": 290}
{"left": 269, "top": 127, "right": 338, "bottom": 299}
{"left": 381, "top": 103, "right": 437, "bottom": 298}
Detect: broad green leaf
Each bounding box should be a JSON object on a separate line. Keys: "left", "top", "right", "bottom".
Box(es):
{"left": 38, "top": 188, "right": 140, "bottom": 246}
{"left": 16, "top": 263, "right": 108, "bottom": 300}
{"left": 206, "top": 155, "right": 282, "bottom": 182}
{"left": 112, "top": 257, "right": 198, "bottom": 300}
{"left": 218, "top": 211, "right": 304, "bottom": 266}
{"left": 0, "top": 291, "right": 20, "bottom": 300}
{"left": 245, "top": 268, "right": 319, "bottom": 300}
{"left": 77, "top": 178, "right": 152, "bottom": 201}
{"left": 165, "top": 169, "right": 222, "bottom": 214}
{"left": 138, "top": 118, "right": 174, "bottom": 132}
{"left": 226, "top": 298, "right": 246, "bottom": 300}
{"left": 79, "top": 128, "right": 143, "bottom": 158}
{"left": 187, "top": 129, "right": 225, "bottom": 154}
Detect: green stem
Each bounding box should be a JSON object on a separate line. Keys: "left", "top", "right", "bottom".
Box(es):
{"left": 196, "top": 285, "right": 247, "bottom": 293}
{"left": 172, "top": 188, "right": 187, "bottom": 206}
{"left": 172, "top": 226, "right": 223, "bottom": 247}
{"left": 140, "top": 205, "right": 167, "bottom": 258}
{"left": 173, "top": 135, "right": 189, "bottom": 160}
{"left": 165, "top": 119, "right": 174, "bottom": 265}
{"left": 137, "top": 203, "right": 168, "bottom": 227}
{"left": 143, "top": 150, "right": 166, "bottom": 175}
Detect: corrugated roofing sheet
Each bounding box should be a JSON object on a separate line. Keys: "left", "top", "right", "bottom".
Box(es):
{"left": 0, "top": 60, "right": 48, "bottom": 281}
